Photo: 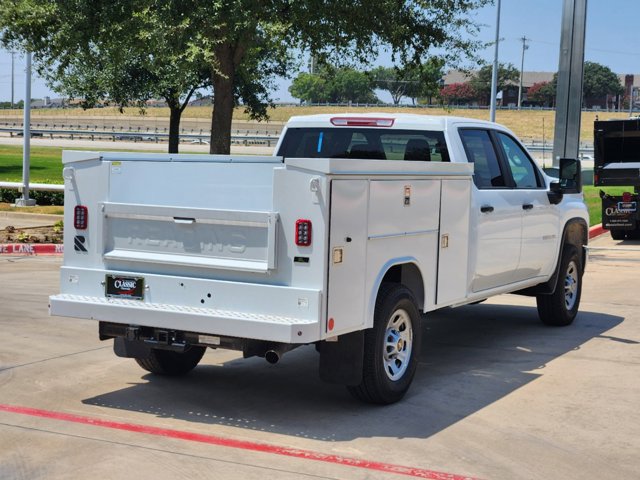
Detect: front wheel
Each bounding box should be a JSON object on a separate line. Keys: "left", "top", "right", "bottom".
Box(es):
{"left": 135, "top": 346, "right": 206, "bottom": 376}
{"left": 348, "top": 284, "right": 422, "bottom": 404}
{"left": 536, "top": 246, "right": 582, "bottom": 326}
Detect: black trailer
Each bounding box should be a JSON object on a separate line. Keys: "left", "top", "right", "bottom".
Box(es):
{"left": 594, "top": 118, "right": 640, "bottom": 240}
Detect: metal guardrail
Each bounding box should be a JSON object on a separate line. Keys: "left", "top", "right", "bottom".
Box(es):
{"left": 0, "top": 127, "right": 279, "bottom": 146}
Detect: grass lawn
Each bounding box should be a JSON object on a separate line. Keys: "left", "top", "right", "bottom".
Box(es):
{"left": 0, "top": 203, "right": 64, "bottom": 215}
{"left": 0, "top": 145, "right": 66, "bottom": 183}
{"left": 0, "top": 145, "right": 163, "bottom": 183}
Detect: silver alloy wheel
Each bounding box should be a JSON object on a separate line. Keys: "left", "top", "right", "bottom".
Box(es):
{"left": 383, "top": 308, "right": 413, "bottom": 381}
{"left": 564, "top": 260, "right": 579, "bottom": 310}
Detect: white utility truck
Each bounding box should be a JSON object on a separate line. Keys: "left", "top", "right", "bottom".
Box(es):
{"left": 50, "top": 114, "right": 589, "bottom": 404}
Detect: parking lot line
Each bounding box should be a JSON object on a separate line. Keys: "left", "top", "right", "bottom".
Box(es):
{"left": 0, "top": 403, "right": 477, "bottom": 480}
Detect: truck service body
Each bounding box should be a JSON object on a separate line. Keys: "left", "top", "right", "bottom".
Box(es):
{"left": 50, "top": 114, "right": 589, "bottom": 403}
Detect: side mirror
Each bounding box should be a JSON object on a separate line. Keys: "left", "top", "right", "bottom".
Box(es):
{"left": 548, "top": 158, "right": 582, "bottom": 205}
{"left": 558, "top": 157, "right": 582, "bottom": 193}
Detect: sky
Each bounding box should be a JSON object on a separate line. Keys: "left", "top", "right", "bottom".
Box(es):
{"left": 0, "top": 0, "right": 639, "bottom": 103}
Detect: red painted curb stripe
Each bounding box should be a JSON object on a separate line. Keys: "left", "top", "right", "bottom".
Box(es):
{"left": 0, "top": 404, "right": 477, "bottom": 480}
{"left": 0, "top": 243, "right": 63, "bottom": 255}
{"left": 588, "top": 224, "right": 606, "bottom": 240}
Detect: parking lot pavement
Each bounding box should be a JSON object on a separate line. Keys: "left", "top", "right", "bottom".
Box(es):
{"left": 0, "top": 234, "right": 639, "bottom": 480}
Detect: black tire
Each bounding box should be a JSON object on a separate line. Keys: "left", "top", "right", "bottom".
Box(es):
{"left": 536, "top": 245, "right": 582, "bottom": 326}
{"left": 610, "top": 229, "right": 626, "bottom": 241}
{"left": 135, "top": 346, "right": 206, "bottom": 376}
{"left": 347, "top": 283, "right": 422, "bottom": 404}
{"left": 627, "top": 228, "right": 640, "bottom": 240}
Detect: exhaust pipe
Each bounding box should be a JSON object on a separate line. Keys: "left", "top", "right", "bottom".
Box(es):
{"left": 265, "top": 350, "right": 280, "bottom": 364}
{"left": 264, "top": 343, "right": 299, "bottom": 364}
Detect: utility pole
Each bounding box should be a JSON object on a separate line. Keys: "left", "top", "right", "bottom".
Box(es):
{"left": 517, "top": 36, "right": 529, "bottom": 109}
{"left": 11, "top": 51, "right": 15, "bottom": 108}
{"left": 489, "top": 0, "right": 502, "bottom": 122}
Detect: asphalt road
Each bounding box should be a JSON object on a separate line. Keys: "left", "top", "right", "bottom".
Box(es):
{"left": 0, "top": 233, "right": 638, "bottom": 480}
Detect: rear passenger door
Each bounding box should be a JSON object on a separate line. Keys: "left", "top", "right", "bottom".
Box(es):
{"left": 460, "top": 129, "right": 523, "bottom": 292}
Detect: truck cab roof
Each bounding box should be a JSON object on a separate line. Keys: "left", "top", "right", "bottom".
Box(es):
{"left": 283, "top": 113, "right": 500, "bottom": 132}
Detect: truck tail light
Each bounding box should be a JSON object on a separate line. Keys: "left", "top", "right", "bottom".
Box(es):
{"left": 623, "top": 192, "right": 633, "bottom": 202}
{"left": 295, "top": 219, "right": 312, "bottom": 246}
{"left": 74, "top": 205, "right": 88, "bottom": 229}
{"left": 330, "top": 117, "right": 395, "bottom": 127}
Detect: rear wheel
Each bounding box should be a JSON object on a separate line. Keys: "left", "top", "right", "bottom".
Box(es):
{"left": 536, "top": 246, "right": 582, "bottom": 326}
{"left": 135, "top": 346, "right": 206, "bottom": 375}
{"left": 348, "top": 284, "right": 422, "bottom": 404}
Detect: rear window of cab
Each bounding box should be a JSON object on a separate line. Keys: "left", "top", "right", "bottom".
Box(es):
{"left": 277, "top": 127, "right": 450, "bottom": 162}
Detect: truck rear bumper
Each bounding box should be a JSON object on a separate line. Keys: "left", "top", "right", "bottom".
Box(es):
{"left": 50, "top": 267, "right": 323, "bottom": 344}
{"left": 50, "top": 294, "right": 320, "bottom": 344}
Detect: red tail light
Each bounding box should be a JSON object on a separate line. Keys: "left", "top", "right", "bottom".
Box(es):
{"left": 74, "top": 205, "right": 88, "bottom": 229}
{"left": 330, "top": 117, "right": 394, "bottom": 127}
{"left": 295, "top": 219, "right": 312, "bottom": 246}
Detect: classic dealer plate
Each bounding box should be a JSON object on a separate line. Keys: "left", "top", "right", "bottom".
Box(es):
{"left": 105, "top": 275, "right": 145, "bottom": 300}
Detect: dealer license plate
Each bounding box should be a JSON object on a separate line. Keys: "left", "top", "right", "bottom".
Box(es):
{"left": 105, "top": 275, "right": 145, "bottom": 300}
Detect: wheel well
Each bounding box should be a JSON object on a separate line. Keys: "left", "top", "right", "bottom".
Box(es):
{"left": 563, "top": 218, "right": 588, "bottom": 267}
{"left": 515, "top": 218, "right": 587, "bottom": 297}
{"left": 380, "top": 263, "right": 425, "bottom": 310}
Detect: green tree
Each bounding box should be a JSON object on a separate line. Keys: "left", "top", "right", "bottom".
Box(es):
{"left": 330, "top": 68, "right": 379, "bottom": 103}
{"left": 289, "top": 73, "right": 329, "bottom": 103}
{"left": 370, "top": 67, "right": 409, "bottom": 105}
{"left": 469, "top": 63, "right": 519, "bottom": 105}
{"left": 526, "top": 81, "right": 555, "bottom": 107}
{"left": 439, "top": 82, "right": 476, "bottom": 105}
{"left": 582, "top": 61, "right": 623, "bottom": 101}
{"left": 290, "top": 65, "right": 378, "bottom": 104}
{"left": 1, "top": 0, "right": 490, "bottom": 154}
{"left": 369, "top": 61, "right": 443, "bottom": 105}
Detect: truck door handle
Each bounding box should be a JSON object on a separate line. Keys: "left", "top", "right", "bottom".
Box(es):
{"left": 173, "top": 217, "right": 196, "bottom": 224}
{"left": 522, "top": 204, "right": 534, "bottom": 210}
{"left": 480, "top": 205, "right": 494, "bottom": 213}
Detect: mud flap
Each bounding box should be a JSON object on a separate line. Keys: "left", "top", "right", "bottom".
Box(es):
{"left": 114, "top": 337, "right": 152, "bottom": 359}
{"left": 318, "top": 330, "right": 364, "bottom": 386}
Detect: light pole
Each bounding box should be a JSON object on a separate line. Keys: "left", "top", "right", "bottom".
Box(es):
{"left": 489, "top": 0, "right": 502, "bottom": 122}
{"left": 517, "top": 36, "right": 529, "bottom": 109}
{"left": 16, "top": 52, "right": 35, "bottom": 207}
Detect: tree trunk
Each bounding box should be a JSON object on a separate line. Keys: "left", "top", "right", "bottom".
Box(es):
{"left": 210, "top": 45, "right": 236, "bottom": 154}
{"left": 168, "top": 105, "right": 182, "bottom": 154}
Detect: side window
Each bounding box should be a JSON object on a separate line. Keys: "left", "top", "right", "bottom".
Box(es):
{"left": 459, "top": 129, "right": 506, "bottom": 189}
{"left": 380, "top": 132, "right": 450, "bottom": 162}
{"left": 497, "top": 133, "right": 541, "bottom": 188}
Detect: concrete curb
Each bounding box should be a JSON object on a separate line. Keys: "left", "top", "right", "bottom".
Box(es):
{"left": 0, "top": 243, "right": 63, "bottom": 255}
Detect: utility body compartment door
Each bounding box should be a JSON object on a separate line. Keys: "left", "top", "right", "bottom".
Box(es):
{"left": 436, "top": 179, "right": 471, "bottom": 304}
{"left": 327, "top": 180, "right": 369, "bottom": 335}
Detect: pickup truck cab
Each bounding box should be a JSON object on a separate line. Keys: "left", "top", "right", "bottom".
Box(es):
{"left": 50, "top": 113, "right": 589, "bottom": 404}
